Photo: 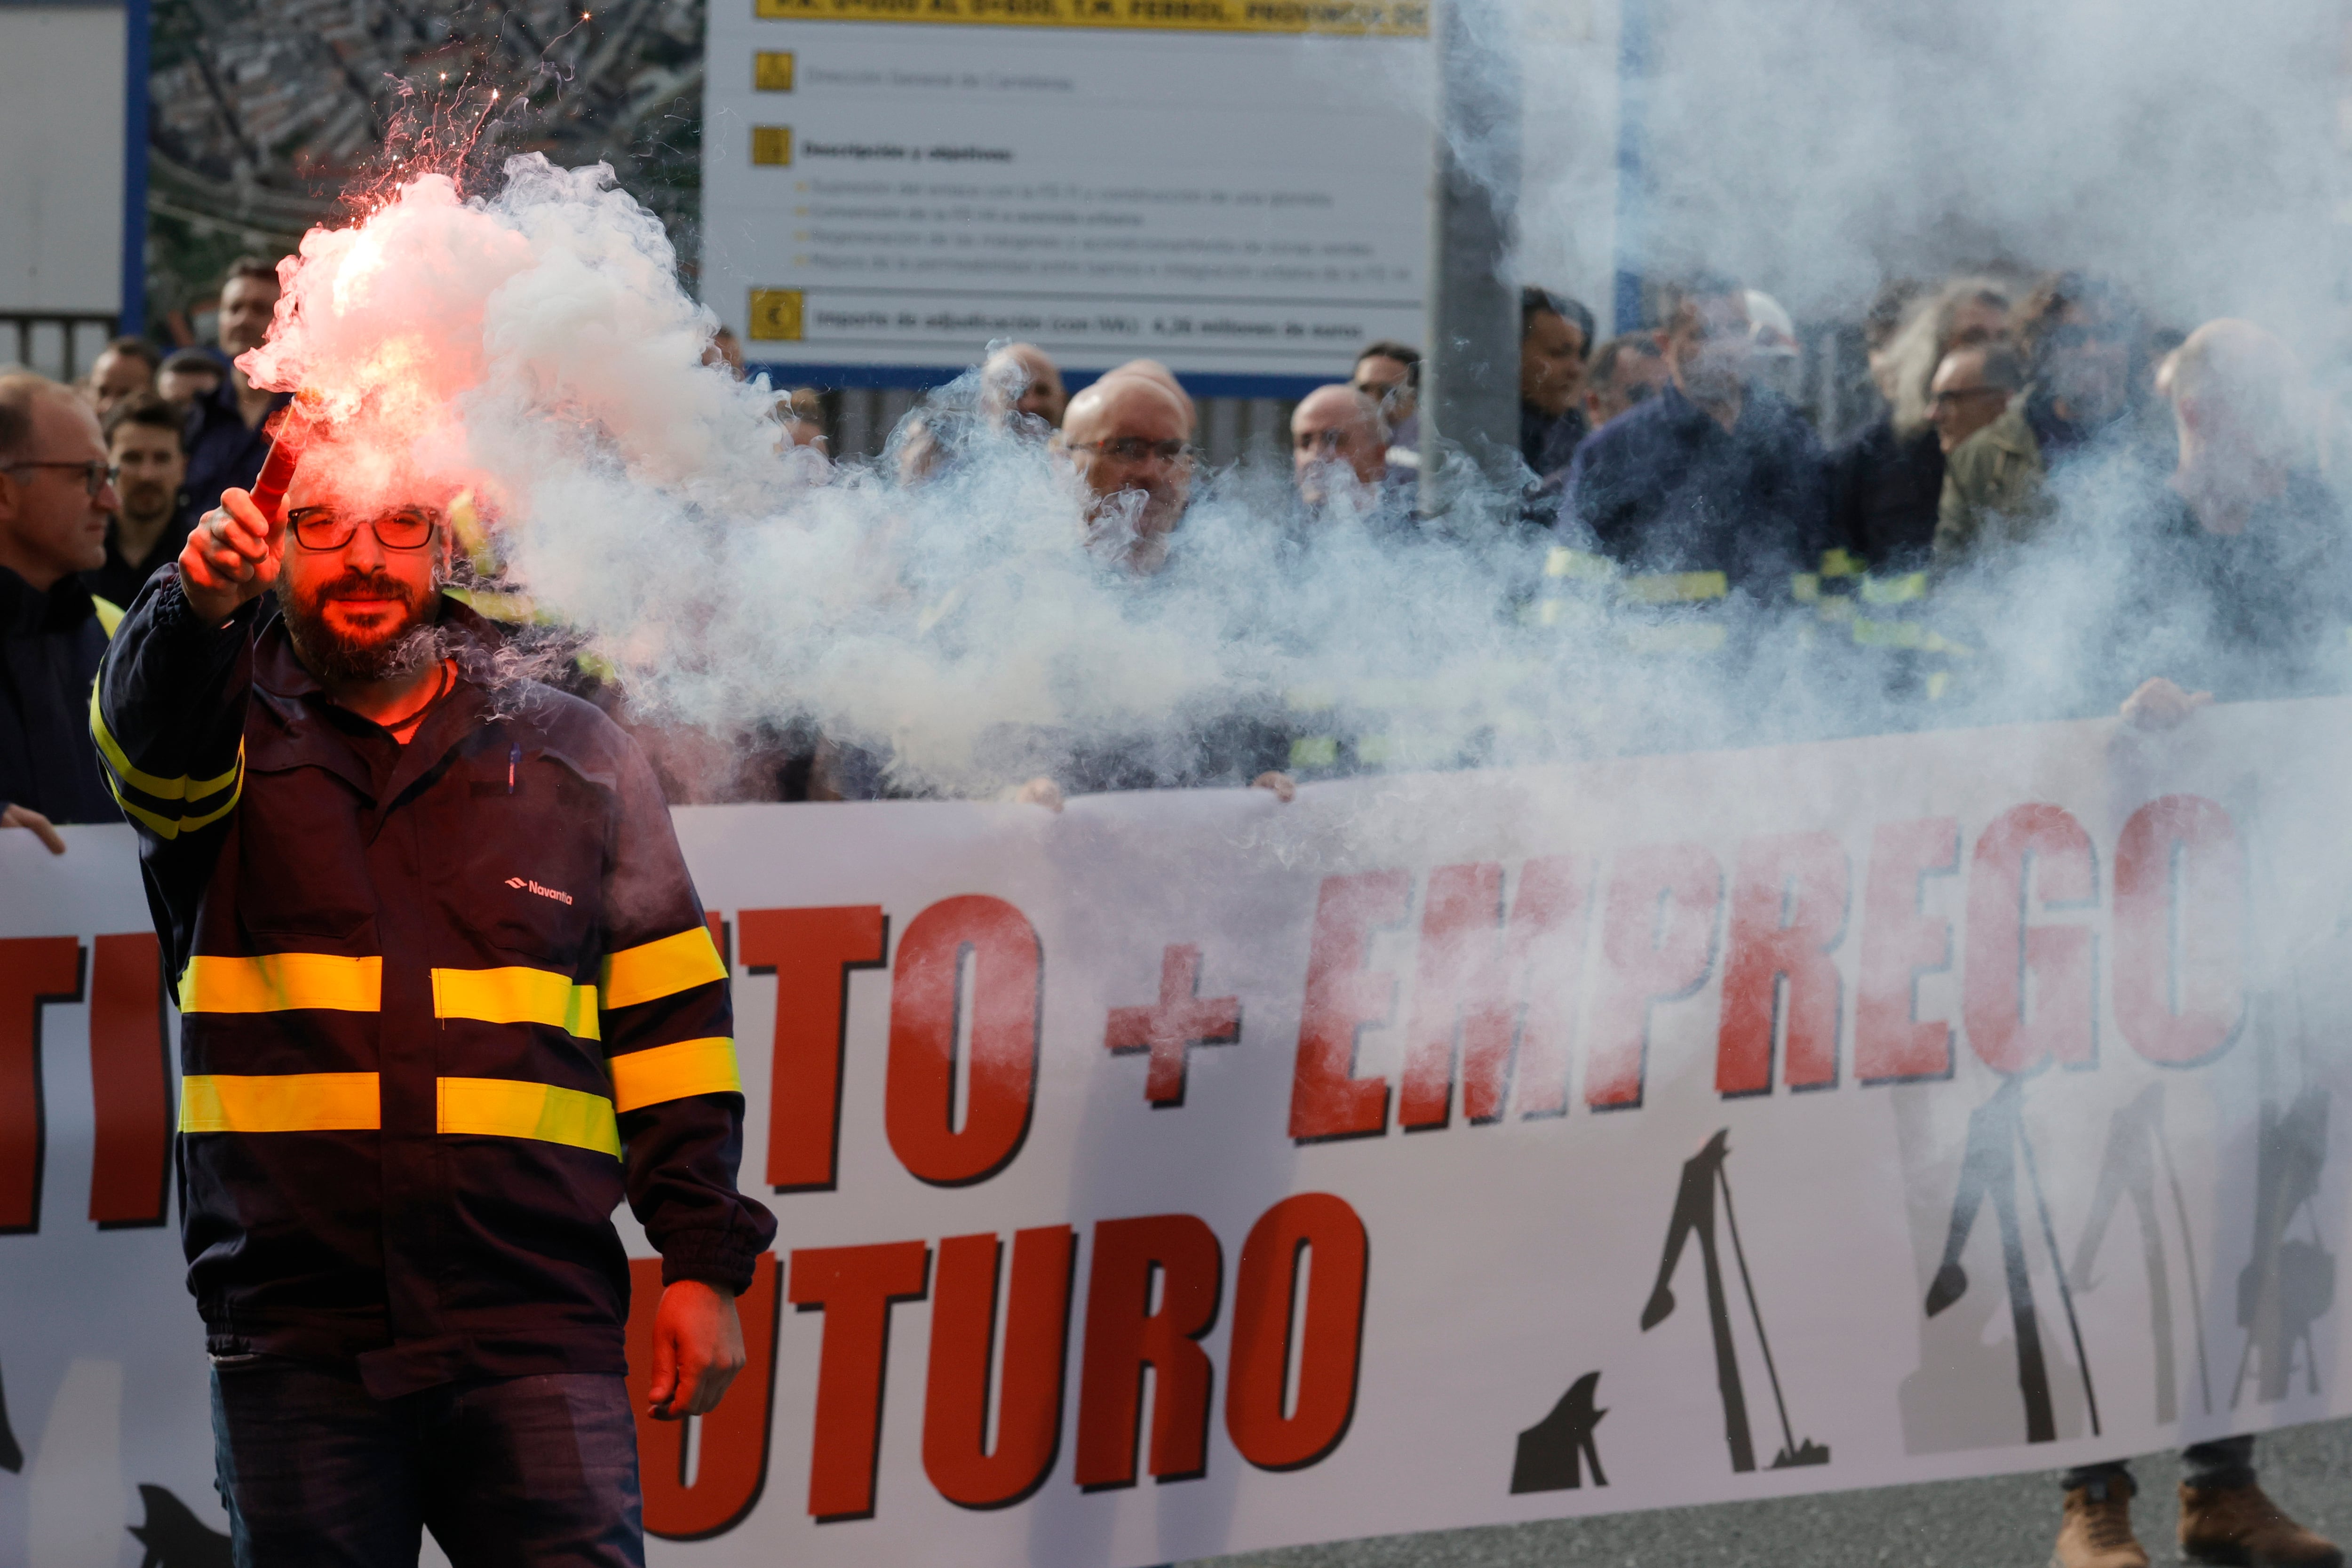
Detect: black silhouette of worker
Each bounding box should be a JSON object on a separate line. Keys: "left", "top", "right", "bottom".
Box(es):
{"left": 130, "top": 1485, "right": 232, "bottom": 1568}
{"left": 1512, "top": 1370, "right": 1607, "bottom": 1493}
{"left": 0, "top": 1360, "right": 19, "bottom": 1472}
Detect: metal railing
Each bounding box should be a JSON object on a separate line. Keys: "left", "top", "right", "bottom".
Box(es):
{"left": 0, "top": 313, "right": 121, "bottom": 385}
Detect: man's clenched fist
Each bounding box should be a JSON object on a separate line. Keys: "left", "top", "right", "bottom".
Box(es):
{"left": 179, "top": 487, "right": 282, "bottom": 623}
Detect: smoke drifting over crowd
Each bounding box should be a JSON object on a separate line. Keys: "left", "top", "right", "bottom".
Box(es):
{"left": 233, "top": 0, "right": 2349, "bottom": 800}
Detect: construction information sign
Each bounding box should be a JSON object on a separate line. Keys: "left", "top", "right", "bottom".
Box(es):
{"left": 698, "top": 0, "right": 1434, "bottom": 382}
{"left": 8, "top": 700, "right": 2352, "bottom": 1562}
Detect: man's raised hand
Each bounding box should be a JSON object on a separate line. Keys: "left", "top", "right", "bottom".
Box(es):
{"left": 178, "top": 487, "right": 283, "bottom": 624}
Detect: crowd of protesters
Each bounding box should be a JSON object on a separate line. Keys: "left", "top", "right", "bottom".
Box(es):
{"left": 3, "top": 248, "right": 2349, "bottom": 1567}
{"left": 8, "top": 257, "right": 2352, "bottom": 822}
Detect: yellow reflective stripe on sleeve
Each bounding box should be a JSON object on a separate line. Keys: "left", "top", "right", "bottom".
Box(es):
{"left": 1545, "top": 547, "right": 1618, "bottom": 582}
{"left": 430, "top": 967, "right": 601, "bottom": 1042}
{"left": 179, "top": 953, "right": 382, "bottom": 1013}
{"left": 1620, "top": 570, "right": 1728, "bottom": 605}
{"left": 437, "top": 1077, "right": 622, "bottom": 1157}
{"left": 88, "top": 683, "right": 244, "bottom": 803}
{"left": 1861, "top": 571, "right": 1929, "bottom": 606}
{"left": 599, "top": 927, "right": 727, "bottom": 1010}
{"left": 91, "top": 595, "right": 125, "bottom": 638}
{"left": 608, "top": 1037, "right": 742, "bottom": 1113}
{"left": 179, "top": 1072, "right": 381, "bottom": 1132}
{"left": 1288, "top": 735, "right": 1340, "bottom": 769}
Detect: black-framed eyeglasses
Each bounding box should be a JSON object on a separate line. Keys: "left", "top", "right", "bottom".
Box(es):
{"left": 286, "top": 506, "right": 440, "bottom": 552}
{"left": 3, "top": 460, "right": 116, "bottom": 498}
{"left": 1928, "top": 386, "right": 2008, "bottom": 411}
{"left": 1293, "top": 429, "right": 1356, "bottom": 453}
{"left": 1069, "top": 437, "right": 1195, "bottom": 464}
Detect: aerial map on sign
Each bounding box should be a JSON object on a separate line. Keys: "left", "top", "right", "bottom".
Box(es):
{"left": 699, "top": 0, "right": 1434, "bottom": 384}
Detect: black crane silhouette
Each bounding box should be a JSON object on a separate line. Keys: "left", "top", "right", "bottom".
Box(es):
{"left": 1639, "top": 1128, "right": 1828, "bottom": 1472}
{"left": 1923, "top": 1076, "right": 2099, "bottom": 1443}
{"left": 2233, "top": 1088, "right": 2333, "bottom": 1407}
{"left": 2069, "top": 1082, "right": 2210, "bottom": 1424}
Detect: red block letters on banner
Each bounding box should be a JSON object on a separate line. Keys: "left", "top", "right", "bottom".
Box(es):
{"left": 885, "top": 897, "right": 1041, "bottom": 1186}
{"left": 1964, "top": 804, "right": 2097, "bottom": 1075}
{"left": 1400, "top": 857, "right": 1589, "bottom": 1128}
{"left": 790, "top": 1241, "right": 932, "bottom": 1520}
{"left": 0, "top": 936, "right": 83, "bottom": 1234}
{"left": 739, "top": 906, "right": 887, "bottom": 1192}
{"left": 626, "top": 1253, "right": 784, "bottom": 1539}
{"left": 1586, "top": 844, "right": 1721, "bottom": 1110}
{"left": 1074, "top": 1214, "right": 1224, "bottom": 1487}
{"left": 87, "top": 931, "right": 171, "bottom": 1227}
{"left": 1104, "top": 946, "right": 1241, "bottom": 1107}
{"left": 1855, "top": 818, "right": 1960, "bottom": 1082}
{"left": 1716, "top": 833, "right": 1849, "bottom": 1096}
{"left": 1225, "top": 1193, "right": 1369, "bottom": 1471}
{"left": 923, "top": 1226, "right": 1078, "bottom": 1508}
{"left": 2114, "top": 794, "right": 2245, "bottom": 1066}
{"left": 1289, "top": 871, "right": 1409, "bottom": 1141}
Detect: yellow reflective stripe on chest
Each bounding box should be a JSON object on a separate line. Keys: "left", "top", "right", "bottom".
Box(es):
{"left": 609, "top": 1037, "right": 741, "bottom": 1113}
{"left": 437, "top": 1078, "right": 621, "bottom": 1157}
{"left": 179, "top": 954, "right": 383, "bottom": 1013}
{"left": 599, "top": 927, "right": 727, "bottom": 1010}
{"left": 180, "top": 1073, "right": 381, "bottom": 1132}
{"left": 431, "top": 967, "right": 601, "bottom": 1041}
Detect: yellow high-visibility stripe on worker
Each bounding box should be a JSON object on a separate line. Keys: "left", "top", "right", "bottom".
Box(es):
{"left": 179, "top": 953, "right": 382, "bottom": 1014}
{"left": 431, "top": 967, "right": 601, "bottom": 1041}
{"left": 437, "top": 1077, "right": 622, "bottom": 1157}
{"left": 179, "top": 1073, "right": 381, "bottom": 1132}
{"left": 599, "top": 927, "right": 727, "bottom": 1010}
{"left": 1620, "top": 571, "right": 1728, "bottom": 605}
{"left": 88, "top": 684, "right": 244, "bottom": 803}
{"left": 608, "top": 1036, "right": 742, "bottom": 1113}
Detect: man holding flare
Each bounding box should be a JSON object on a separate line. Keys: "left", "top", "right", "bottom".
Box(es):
{"left": 93, "top": 442, "right": 774, "bottom": 1565}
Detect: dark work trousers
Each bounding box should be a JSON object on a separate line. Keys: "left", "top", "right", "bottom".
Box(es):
{"left": 210, "top": 1355, "right": 644, "bottom": 1567}
{"left": 2063, "top": 1435, "right": 2260, "bottom": 1495}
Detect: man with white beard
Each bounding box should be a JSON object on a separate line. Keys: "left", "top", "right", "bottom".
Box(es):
{"left": 1059, "top": 373, "right": 1196, "bottom": 576}
{"left": 1288, "top": 384, "right": 1400, "bottom": 522}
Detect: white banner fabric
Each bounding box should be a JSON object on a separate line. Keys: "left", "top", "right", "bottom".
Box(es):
{"left": 3, "top": 698, "right": 2351, "bottom": 1566}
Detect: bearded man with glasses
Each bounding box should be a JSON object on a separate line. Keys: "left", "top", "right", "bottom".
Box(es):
{"left": 0, "top": 371, "right": 124, "bottom": 853}
{"left": 90, "top": 438, "right": 775, "bottom": 1565}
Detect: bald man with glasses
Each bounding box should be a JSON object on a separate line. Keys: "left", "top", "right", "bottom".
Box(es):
{"left": 0, "top": 371, "right": 125, "bottom": 852}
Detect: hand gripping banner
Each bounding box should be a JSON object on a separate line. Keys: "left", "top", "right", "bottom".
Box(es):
{"left": 4, "top": 698, "right": 2350, "bottom": 1565}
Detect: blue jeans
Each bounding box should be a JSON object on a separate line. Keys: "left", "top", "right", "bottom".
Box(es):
{"left": 210, "top": 1355, "right": 644, "bottom": 1568}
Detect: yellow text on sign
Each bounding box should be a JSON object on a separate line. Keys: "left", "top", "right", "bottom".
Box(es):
{"left": 749, "top": 289, "right": 805, "bottom": 341}
{"left": 752, "top": 0, "right": 1428, "bottom": 35}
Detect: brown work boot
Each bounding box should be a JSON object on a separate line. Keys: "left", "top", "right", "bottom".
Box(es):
{"left": 2180, "top": 1482, "right": 2344, "bottom": 1568}
{"left": 2053, "top": 1478, "right": 2151, "bottom": 1568}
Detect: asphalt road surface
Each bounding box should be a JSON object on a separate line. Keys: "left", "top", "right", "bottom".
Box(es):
{"left": 1185, "top": 1419, "right": 2352, "bottom": 1568}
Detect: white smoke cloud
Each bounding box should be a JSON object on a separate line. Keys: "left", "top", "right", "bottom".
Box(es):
{"left": 230, "top": 0, "right": 2350, "bottom": 803}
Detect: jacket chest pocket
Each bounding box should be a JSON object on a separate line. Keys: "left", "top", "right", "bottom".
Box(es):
{"left": 234, "top": 767, "right": 381, "bottom": 944}
{"left": 430, "top": 754, "right": 607, "bottom": 969}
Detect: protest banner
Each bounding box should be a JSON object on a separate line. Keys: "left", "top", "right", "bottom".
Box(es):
{"left": 3, "top": 698, "right": 2348, "bottom": 1565}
